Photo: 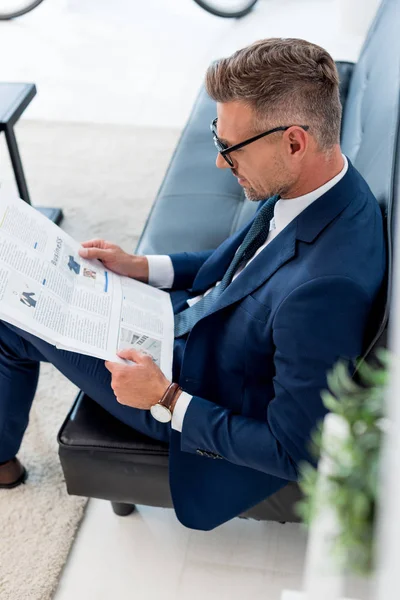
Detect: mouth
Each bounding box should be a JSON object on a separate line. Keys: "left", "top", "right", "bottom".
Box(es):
{"left": 233, "top": 173, "right": 248, "bottom": 186}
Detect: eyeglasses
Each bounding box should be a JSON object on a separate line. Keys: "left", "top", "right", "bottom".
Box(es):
{"left": 211, "top": 117, "right": 310, "bottom": 167}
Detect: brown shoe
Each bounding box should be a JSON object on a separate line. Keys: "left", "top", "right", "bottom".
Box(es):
{"left": 0, "top": 458, "right": 27, "bottom": 489}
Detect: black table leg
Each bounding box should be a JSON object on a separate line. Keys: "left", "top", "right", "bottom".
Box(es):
{"left": 4, "top": 125, "right": 64, "bottom": 225}
{"left": 4, "top": 124, "right": 31, "bottom": 204}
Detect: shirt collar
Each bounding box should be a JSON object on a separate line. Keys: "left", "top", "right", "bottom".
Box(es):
{"left": 273, "top": 154, "right": 348, "bottom": 233}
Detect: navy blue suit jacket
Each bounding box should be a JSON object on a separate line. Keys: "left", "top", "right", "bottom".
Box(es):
{"left": 166, "top": 158, "right": 386, "bottom": 530}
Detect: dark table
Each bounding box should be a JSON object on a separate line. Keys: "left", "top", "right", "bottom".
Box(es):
{"left": 0, "top": 82, "right": 63, "bottom": 224}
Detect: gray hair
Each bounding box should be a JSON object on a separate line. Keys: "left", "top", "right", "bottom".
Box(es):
{"left": 205, "top": 38, "right": 342, "bottom": 153}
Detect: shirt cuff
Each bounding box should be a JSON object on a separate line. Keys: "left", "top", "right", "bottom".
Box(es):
{"left": 171, "top": 391, "right": 192, "bottom": 432}
{"left": 146, "top": 255, "right": 174, "bottom": 289}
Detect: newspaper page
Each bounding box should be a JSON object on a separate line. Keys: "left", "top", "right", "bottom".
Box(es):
{"left": 0, "top": 193, "right": 174, "bottom": 379}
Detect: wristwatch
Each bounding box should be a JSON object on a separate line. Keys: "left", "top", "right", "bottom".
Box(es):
{"left": 150, "top": 382, "right": 182, "bottom": 423}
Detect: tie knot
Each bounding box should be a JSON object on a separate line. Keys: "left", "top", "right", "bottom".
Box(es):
{"left": 265, "top": 193, "right": 280, "bottom": 210}
{"left": 258, "top": 194, "right": 280, "bottom": 224}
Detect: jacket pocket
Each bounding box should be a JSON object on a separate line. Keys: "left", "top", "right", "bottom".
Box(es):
{"left": 238, "top": 294, "right": 271, "bottom": 323}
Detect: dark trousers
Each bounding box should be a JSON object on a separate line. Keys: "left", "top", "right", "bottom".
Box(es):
{"left": 0, "top": 321, "right": 171, "bottom": 462}
{"left": 0, "top": 313, "right": 301, "bottom": 523}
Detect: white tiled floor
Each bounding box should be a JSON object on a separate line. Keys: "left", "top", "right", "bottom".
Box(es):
{"left": 0, "top": 0, "right": 380, "bottom": 598}
{"left": 54, "top": 499, "right": 308, "bottom": 600}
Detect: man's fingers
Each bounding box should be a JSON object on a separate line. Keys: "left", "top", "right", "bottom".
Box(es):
{"left": 105, "top": 360, "right": 135, "bottom": 374}
{"left": 79, "top": 246, "right": 112, "bottom": 260}
{"left": 105, "top": 360, "right": 114, "bottom": 373}
{"left": 105, "top": 360, "right": 126, "bottom": 372}
{"left": 80, "top": 239, "right": 105, "bottom": 248}
{"left": 117, "top": 348, "right": 147, "bottom": 363}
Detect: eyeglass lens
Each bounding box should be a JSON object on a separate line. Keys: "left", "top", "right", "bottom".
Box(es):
{"left": 212, "top": 122, "right": 234, "bottom": 166}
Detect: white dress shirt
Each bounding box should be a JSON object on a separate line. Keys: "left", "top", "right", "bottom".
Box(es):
{"left": 147, "top": 155, "right": 348, "bottom": 432}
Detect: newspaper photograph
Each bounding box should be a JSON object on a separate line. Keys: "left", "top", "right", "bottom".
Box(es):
{"left": 0, "top": 193, "right": 174, "bottom": 379}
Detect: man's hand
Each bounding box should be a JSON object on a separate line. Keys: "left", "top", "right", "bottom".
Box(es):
{"left": 105, "top": 349, "right": 170, "bottom": 410}
{"left": 79, "top": 239, "right": 149, "bottom": 282}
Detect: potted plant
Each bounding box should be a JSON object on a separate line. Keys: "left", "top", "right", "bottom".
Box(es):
{"left": 297, "top": 350, "right": 389, "bottom": 576}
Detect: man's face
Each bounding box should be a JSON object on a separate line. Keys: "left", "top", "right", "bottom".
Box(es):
{"left": 215, "top": 101, "right": 306, "bottom": 201}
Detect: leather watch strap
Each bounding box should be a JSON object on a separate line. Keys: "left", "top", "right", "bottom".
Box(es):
{"left": 159, "top": 382, "right": 182, "bottom": 411}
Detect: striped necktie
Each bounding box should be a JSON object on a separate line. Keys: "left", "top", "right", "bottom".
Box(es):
{"left": 174, "top": 194, "right": 280, "bottom": 338}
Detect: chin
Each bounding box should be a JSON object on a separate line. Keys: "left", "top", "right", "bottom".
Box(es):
{"left": 244, "top": 188, "right": 270, "bottom": 202}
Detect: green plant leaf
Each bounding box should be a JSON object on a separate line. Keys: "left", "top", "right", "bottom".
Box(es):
{"left": 298, "top": 353, "right": 390, "bottom": 576}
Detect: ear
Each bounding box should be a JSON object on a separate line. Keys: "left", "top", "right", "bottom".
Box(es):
{"left": 285, "top": 126, "right": 308, "bottom": 157}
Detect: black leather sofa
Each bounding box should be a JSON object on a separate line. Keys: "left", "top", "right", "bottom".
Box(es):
{"left": 58, "top": 0, "right": 398, "bottom": 523}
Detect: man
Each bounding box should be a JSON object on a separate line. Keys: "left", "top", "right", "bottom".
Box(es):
{"left": 0, "top": 38, "right": 386, "bottom": 530}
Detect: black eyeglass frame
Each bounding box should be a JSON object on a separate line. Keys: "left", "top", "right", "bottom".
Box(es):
{"left": 211, "top": 117, "right": 310, "bottom": 167}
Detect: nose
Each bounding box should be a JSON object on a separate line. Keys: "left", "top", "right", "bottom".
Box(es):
{"left": 216, "top": 152, "right": 234, "bottom": 170}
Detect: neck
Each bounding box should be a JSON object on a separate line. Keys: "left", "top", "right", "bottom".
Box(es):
{"left": 281, "top": 147, "right": 344, "bottom": 199}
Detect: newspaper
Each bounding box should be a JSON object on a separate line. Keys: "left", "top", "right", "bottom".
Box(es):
{"left": 0, "top": 194, "right": 174, "bottom": 379}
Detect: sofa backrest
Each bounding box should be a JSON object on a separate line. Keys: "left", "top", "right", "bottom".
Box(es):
{"left": 137, "top": 87, "right": 248, "bottom": 255}
{"left": 341, "top": 0, "right": 399, "bottom": 221}
{"left": 341, "top": 0, "right": 399, "bottom": 356}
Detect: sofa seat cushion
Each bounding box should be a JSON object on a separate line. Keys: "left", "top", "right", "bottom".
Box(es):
{"left": 58, "top": 392, "right": 169, "bottom": 467}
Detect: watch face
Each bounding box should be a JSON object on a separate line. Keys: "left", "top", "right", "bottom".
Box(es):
{"left": 150, "top": 403, "right": 172, "bottom": 423}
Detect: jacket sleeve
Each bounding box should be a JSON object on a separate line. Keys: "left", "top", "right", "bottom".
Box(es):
{"left": 178, "top": 276, "right": 372, "bottom": 479}
{"left": 168, "top": 250, "right": 214, "bottom": 290}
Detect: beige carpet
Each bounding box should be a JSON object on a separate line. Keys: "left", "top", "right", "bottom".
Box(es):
{"left": 0, "top": 120, "right": 180, "bottom": 600}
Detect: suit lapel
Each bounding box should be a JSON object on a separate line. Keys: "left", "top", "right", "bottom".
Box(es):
{"left": 191, "top": 156, "right": 357, "bottom": 317}
{"left": 206, "top": 221, "right": 297, "bottom": 317}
